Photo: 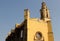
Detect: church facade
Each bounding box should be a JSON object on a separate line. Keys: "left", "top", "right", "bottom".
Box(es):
{"left": 6, "top": 2, "right": 54, "bottom": 41}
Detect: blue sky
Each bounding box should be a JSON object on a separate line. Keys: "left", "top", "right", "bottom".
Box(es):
{"left": 0, "top": 0, "right": 60, "bottom": 41}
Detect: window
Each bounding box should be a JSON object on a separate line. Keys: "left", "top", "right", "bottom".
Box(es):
{"left": 34, "top": 31, "right": 44, "bottom": 41}
{"left": 20, "top": 30, "right": 23, "bottom": 38}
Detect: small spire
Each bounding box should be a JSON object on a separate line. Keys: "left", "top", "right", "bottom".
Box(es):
{"left": 24, "top": 9, "right": 30, "bottom": 20}
{"left": 40, "top": 1, "right": 50, "bottom": 20}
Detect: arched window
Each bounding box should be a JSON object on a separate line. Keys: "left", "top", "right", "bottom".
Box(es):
{"left": 20, "top": 30, "right": 23, "bottom": 38}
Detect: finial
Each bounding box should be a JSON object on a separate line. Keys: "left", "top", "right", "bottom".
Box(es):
{"left": 42, "top": 0, "right": 46, "bottom": 5}
{"left": 41, "top": 1, "right": 46, "bottom": 9}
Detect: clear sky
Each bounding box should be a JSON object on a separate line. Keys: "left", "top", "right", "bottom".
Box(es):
{"left": 0, "top": 0, "right": 60, "bottom": 41}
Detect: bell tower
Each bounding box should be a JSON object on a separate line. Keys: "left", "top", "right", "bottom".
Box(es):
{"left": 27, "top": 2, "right": 54, "bottom": 41}
{"left": 6, "top": 2, "right": 54, "bottom": 41}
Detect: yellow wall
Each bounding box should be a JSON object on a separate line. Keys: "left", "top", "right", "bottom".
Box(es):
{"left": 27, "top": 18, "right": 49, "bottom": 41}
